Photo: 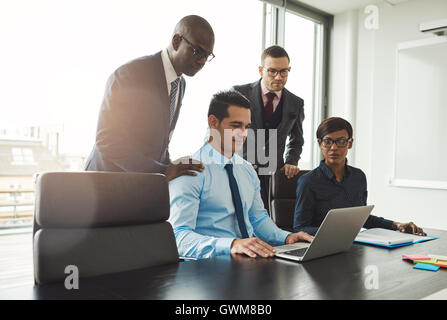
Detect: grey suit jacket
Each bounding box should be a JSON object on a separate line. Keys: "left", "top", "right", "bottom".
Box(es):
{"left": 85, "top": 52, "right": 186, "bottom": 173}
{"left": 233, "top": 79, "right": 304, "bottom": 169}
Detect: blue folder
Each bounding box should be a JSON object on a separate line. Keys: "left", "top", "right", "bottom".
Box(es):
{"left": 354, "top": 235, "right": 439, "bottom": 248}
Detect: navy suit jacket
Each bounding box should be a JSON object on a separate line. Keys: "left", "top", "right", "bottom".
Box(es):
{"left": 233, "top": 80, "right": 304, "bottom": 169}
{"left": 85, "top": 52, "right": 186, "bottom": 173}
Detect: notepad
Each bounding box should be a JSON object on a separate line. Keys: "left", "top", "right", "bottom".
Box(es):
{"left": 435, "top": 260, "right": 447, "bottom": 268}
{"left": 354, "top": 228, "right": 439, "bottom": 248}
{"left": 428, "top": 254, "right": 447, "bottom": 261}
{"left": 413, "top": 263, "right": 440, "bottom": 272}
{"left": 355, "top": 228, "right": 415, "bottom": 246}
{"left": 413, "top": 258, "right": 437, "bottom": 265}
{"left": 402, "top": 254, "right": 431, "bottom": 261}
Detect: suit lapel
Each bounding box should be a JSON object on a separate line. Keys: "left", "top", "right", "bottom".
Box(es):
{"left": 251, "top": 80, "right": 265, "bottom": 129}
{"left": 153, "top": 52, "right": 170, "bottom": 129}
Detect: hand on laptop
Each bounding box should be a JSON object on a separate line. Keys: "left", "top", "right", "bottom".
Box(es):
{"left": 392, "top": 221, "right": 426, "bottom": 236}
{"left": 230, "top": 237, "right": 276, "bottom": 258}
{"left": 285, "top": 231, "right": 314, "bottom": 244}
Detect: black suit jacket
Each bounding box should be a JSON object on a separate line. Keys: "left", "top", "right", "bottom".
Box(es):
{"left": 233, "top": 80, "right": 304, "bottom": 169}
{"left": 85, "top": 52, "right": 186, "bottom": 173}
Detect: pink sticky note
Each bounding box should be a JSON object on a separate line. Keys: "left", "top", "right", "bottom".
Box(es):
{"left": 402, "top": 254, "right": 431, "bottom": 261}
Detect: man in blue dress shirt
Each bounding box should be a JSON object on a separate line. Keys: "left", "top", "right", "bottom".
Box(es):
{"left": 168, "top": 90, "right": 313, "bottom": 259}
{"left": 293, "top": 117, "right": 426, "bottom": 236}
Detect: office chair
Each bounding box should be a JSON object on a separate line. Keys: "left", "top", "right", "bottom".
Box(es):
{"left": 268, "top": 169, "right": 309, "bottom": 232}
{"left": 33, "top": 171, "right": 178, "bottom": 285}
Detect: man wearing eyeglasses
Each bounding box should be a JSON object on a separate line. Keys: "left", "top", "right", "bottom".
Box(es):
{"left": 85, "top": 15, "right": 215, "bottom": 181}
{"left": 293, "top": 117, "right": 426, "bottom": 236}
{"left": 233, "top": 45, "right": 305, "bottom": 210}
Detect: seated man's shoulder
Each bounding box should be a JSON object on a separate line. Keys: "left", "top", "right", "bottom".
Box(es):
{"left": 169, "top": 156, "right": 206, "bottom": 188}
{"left": 168, "top": 171, "right": 204, "bottom": 192}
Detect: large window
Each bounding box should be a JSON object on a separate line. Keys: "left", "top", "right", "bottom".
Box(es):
{"left": 0, "top": 0, "right": 265, "bottom": 161}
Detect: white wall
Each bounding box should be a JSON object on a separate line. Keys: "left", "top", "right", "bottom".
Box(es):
{"left": 328, "top": 0, "right": 447, "bottom": 230}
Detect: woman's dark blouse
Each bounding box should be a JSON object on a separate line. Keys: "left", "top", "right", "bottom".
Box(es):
{"left": 293, "top": 160, "right": 393, "bottom": 235}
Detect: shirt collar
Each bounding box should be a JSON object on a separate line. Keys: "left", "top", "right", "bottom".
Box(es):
{"left": 200, "top": 141, "right": 238, "bottom": 168}
{"left": 260, "top": 78, "right": 282, "bottom": 100}
{"left": 319, "top": 159, "right": 351, "bottom": 181}
{"left": 161, "top": 48, "right": 181, "bottom": 93}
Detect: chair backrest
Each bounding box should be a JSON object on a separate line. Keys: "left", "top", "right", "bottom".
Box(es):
{"left": 33, "top": 171, "right": 178, "bottom": 285}
{"left": 269, "top": 170, "right": 309, "bottom": 232}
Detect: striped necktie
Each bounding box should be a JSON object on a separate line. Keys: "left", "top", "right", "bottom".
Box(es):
{"left": 170, "top": 78, "right": 180, "bottom": 125}
{"left": 224, "top": 163, "right": 249, "bottom": 239}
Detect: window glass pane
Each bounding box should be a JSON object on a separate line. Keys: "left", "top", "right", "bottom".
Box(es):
{"left": 11, "top": 148, "right": 24, "bottom": 163}
{"left": 0, "top": 0, "right": 264, "bottom": 163}
{"left": 169, "top": 0, "right": 264, "bottom": 159}
{"left": 22, "top": 148, "right": 35, "bottom": 163}
{"left": 284, "top": 11, "right": 317, "bottom": 169}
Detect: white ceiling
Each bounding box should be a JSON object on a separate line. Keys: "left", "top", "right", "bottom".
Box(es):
{"left": 296, "top": 0, "right": 410, "bottom": 15}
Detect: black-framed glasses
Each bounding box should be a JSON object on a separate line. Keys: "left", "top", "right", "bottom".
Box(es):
{"left": 320, "top": 137, "right": 352, "bottom": 148}
{"left": 265, "top": 68, "right": 290, "bottom": 77}
{"left": 180, "top": 36, "right": 215, "bottom": 62}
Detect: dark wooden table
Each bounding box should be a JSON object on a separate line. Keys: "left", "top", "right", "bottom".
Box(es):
{"left": 1, "top": 228, "right": 446, "bottom": 300}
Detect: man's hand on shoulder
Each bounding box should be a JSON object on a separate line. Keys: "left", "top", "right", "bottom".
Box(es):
{"left": 285, "top": 231, "right": 314, "bottom": 244}
{"left": 166, "top": 156, "right": 204, "bottom": 181}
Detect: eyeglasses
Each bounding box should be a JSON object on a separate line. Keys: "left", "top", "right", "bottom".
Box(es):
{"left": 180, "top": 36, "right": 215, "bottom": 62}
{"left": 320, "top": 137, "right": 352, "bottom": 148}
{"left": 265, "top": 68, "right": 290, "bottom": 77}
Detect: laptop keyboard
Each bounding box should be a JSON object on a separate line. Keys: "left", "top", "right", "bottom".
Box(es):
{"left": 283, "top": 248, "right": 308, "bottom": 257}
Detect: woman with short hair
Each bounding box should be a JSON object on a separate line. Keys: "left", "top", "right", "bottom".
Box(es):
{"left": 293, "top": 117, "right": 425, "bottom": 236}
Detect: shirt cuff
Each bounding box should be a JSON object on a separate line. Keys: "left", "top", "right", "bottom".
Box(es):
{"left": 215, "top": 237, "right": 235, "bottom": 256}
{"left": 278, "top": 230, "right": 291, "bottom": 245}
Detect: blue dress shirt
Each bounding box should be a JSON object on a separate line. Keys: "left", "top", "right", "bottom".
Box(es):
{"left": 168, "top": 142, "right": 290, "bottom": 259}
{"left": 293, "top": 160, "right": 393, "bottom": 235}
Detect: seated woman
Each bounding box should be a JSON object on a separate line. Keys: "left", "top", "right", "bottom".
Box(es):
{"left": 293, "top": 117, "right": 425, "bottom": 236}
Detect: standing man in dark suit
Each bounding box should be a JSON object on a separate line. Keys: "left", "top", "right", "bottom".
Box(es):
{"left": 233, "top": 45, "right": 304, "bottom": 209}
{"left": 85, "top": 15, "right": 215, "bottom": 181}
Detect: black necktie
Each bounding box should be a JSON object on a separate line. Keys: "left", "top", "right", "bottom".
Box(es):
{"left": 224, "top": 163, "right": 249, "bottom": 238}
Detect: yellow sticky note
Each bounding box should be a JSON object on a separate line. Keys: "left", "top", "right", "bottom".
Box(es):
{"left": 428, "top": 254, "right": 447, "bottom": 261}
{"left": 435, "top": 260, "right": 447, "bottom": 268}
{"left": 413, "top": 258, "right": 437, "bottom": 265}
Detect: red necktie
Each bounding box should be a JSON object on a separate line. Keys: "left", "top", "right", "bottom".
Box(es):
{"left": 264, "top": 92, "right": 276, "bottom": 121}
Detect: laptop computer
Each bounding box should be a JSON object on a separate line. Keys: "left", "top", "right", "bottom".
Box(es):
{"left": 274, "top": 205, "right": 374, "bottom": 262}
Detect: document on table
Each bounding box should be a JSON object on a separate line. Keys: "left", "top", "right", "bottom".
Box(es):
{"left": 354, "top": 228, "right": 439, "bottom": 248}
